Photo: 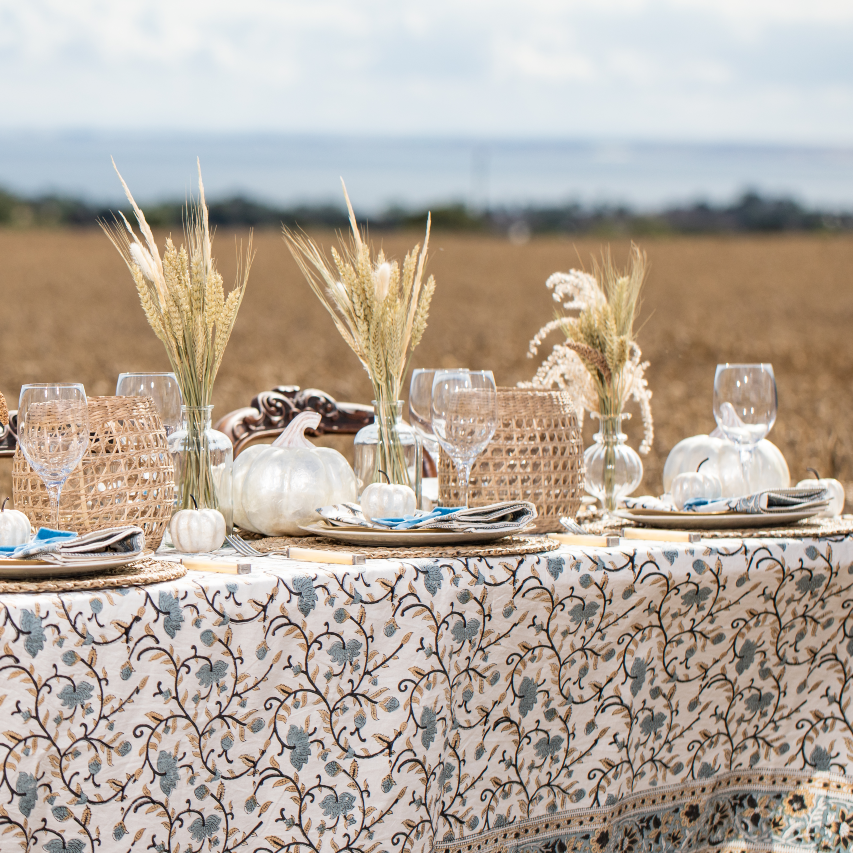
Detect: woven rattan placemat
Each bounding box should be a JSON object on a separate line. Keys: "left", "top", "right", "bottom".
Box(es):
{"left": 586, "top": 514, "right": 853, "bottom": 540}
{"left": 0, "top": 557, "right": 187, "bottom": 594}
{"left": 248, "top": 533, "right": 560, "bottom": 560}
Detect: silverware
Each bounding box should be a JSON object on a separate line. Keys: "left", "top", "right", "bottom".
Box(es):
{"left": 559, "top": 516, "right": 591, "bottom": 535}
{"left": 227, "top": 533, "right": 365, "bottom": 565}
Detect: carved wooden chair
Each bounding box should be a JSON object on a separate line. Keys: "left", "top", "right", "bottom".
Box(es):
{"left": 0, "top": 412, "right": 16, "bottom": 458}
{"left": 214, "top": 385, "right": 437, "bottom": 476}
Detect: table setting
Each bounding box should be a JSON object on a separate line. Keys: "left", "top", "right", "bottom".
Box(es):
{"left": 0, "top": 163, "right": 852, "bottom": 853}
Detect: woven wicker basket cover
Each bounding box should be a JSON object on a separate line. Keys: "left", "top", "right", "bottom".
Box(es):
{"left": 12, "top": 395, "right": 175, "bottom": 549}
{"left": 438, "top": 387, "right": 584, "bottom": 533}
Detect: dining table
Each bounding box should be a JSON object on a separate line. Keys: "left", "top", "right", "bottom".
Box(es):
{"left": 0, "top": 528, "right": 851, "bottom": 852}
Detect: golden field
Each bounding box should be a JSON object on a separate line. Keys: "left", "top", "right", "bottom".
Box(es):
{"left": 1, "top": 228, "right": 852, "bottom": 501}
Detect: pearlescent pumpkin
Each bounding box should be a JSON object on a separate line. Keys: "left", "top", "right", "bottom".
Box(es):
{"left": 233, "top": 412, "right": 357, "bottom": 536}
{"left": 0, "top": 498, "right": 31, "bottom": 547}
{"left": 663, "top": 433, "right": 790, "bottom": 498}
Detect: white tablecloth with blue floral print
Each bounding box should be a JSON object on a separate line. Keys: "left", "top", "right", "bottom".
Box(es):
{"left": 1, "top": 534, "right": 853, "bottom": 853}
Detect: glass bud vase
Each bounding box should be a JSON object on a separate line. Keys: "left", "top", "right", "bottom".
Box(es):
{"left": 583, "top": 413, "right": 643, "bottom": 513}
{"left": 168, "top": 405, "right": 233, "bottom": 532}
{"left": 353, "top": 400, "right": 422, "bottom": 504}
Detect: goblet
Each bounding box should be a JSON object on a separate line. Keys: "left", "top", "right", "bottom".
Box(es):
{"left": 431, "top": 370, "right": 498, "bottom": 508}
{"left": 713, "top": 363, "right": 777, "bottom": 493}
{"left": 17, "top": 383, "right": 90, "bottom": 531}
{"left": 117, "top": 372, "right": 183, "bottom": 436}
{"left": 409, "top": 369, "right": 469, "bottom": 468}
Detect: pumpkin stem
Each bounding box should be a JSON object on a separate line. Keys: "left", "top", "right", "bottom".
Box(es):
{"left": 0, "top": 498, "right": 7, "bottom": 513}
{"left": 697, "top": 458, "right": 710, "bottom": 473}
{"left": 377, "top": 469, "right": 391, "bottom": 484}
{"left": 807, "top": 467, "right": 821, "bottom": 480}
{"left": 190, "top": 495, "right": 199, "bottom": 510}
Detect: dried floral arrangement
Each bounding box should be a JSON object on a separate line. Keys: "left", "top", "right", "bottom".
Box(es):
{"left": 101, "top": 159, "right": 253, "bottom": 511}
{"left": 523, "top": 244, "right": 653, "bottom": 454}
{"left": 101, "top": 160, "right": 252, "bottom": 410}
{"left": 283, "top": 181, "right": 435, "bottom": 488}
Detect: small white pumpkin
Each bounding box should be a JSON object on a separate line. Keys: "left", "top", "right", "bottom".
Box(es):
{"left": 671, "top": 459, "right": 723, "bottom": 510}
{"left": 232, "top": 412, "right": 358, "bottom": 536}
{"left": 796, "top": 468, "right": 845, "bottom": 518}
{"left": 0, "top": 498, "right": 31, "bottom": 547}
{"left": 663, "top": 434, "right": 790, "bottom": 498}
{"left": 170, "top": 498, "right": 227, "bottom": 553}
{"left": 361, "top": 475, "right": 417, "bottom": 522}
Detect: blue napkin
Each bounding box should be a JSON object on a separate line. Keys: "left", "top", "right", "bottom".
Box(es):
{"left": 371, "top": 507, "right": 461, "bottom": 530}
{"left": 0, "top": 528, "right": 77, "bottom": 559}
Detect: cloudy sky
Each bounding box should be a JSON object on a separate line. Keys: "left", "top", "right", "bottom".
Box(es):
{"left": 1, "top": 0, "right": 851, "bottom": 143}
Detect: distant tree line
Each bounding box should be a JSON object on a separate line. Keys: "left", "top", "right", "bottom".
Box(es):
{"left": 0, "top": 187, "right": 850, "bottom": 235}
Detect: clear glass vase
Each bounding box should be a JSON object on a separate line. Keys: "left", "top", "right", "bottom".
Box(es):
{"left": 353, "top": 400, "right": 422, "bottom": 504}
{"left": 168, "top": 405, "right": 233, "bottom": 532}
{"left": 583, "top": 413, "right": 643, "bottom": 513}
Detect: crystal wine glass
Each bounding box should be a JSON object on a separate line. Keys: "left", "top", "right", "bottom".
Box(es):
{"left": 409, "top": 369, "right": 469, "bottom": 467}
{"left": 431, "top": 370, "right": 498, "bottom": 508}
{"left": 17, "top": 384, "right": 90, "bottom": 531}
{"left": 713, "top": 363, "right": 777, "bottom": 493}
{"left": 117, "top": 372, "right": 183, "bottom": 436}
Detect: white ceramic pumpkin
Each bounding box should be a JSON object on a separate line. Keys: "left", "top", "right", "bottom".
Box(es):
{"left": 796, "top": 468, "right": 845, "bottom": 518}
{"left": 170, "top": 501, "right": 227, "bottom": 553}
{"left": 0, "top": 498, "right": 31, "bottom": 547}
{"left": 663, "top": 434, "right": 790, "bottom": 498}
{"left": 361, "top": 480, "right": 417, "bottom": 522}
{"left": 671, "top": 461, "right": 722, "bottom": 510}
{"left": 232, "top": 412, "right": 358, "bottom": 536}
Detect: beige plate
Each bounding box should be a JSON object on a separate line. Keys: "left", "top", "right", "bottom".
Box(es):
{"left": 0, "top": 551, "right": 146, "bottom": 579}
{"left": 613, "top": 506, "right": 827, "bottom": 530}
{"left": 299, "top": 522, "right": 518, "bottom": 547}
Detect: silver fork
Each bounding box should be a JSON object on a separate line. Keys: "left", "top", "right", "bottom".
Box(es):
{"left": 226, "top": 534, "right": 285, "bottom": 558}
{"left": 226, "top": 532, "right": 365, "bottom": 565}
{"left": 559, "top": 516, "right": 591, "bottom": 535}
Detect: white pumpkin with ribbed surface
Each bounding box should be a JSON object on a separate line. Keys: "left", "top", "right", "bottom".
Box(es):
{"left": 232, "top": 412, "right": 357, "bottom": 536}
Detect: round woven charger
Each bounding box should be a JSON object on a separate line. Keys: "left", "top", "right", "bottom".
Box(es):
{"left": 586, "top": 514, "right": 853, "bottom": 540}
{"left": 0, "top": 557, "right": 187, "bottom": 595}
{"left": 247, "top": 533, "right": 560, "bottom": 560}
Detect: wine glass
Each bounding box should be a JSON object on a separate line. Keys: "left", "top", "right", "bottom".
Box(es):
{"left": 713, "top": 363, "right": 777, "bottom": 493}
{"left": 117, "top": 372, "right": 183, "bottom": 436}
{"left": 409, "top": 369, "right": 469, "bottom": 467}
{"left": 17, "top": 384, "right": 90, "bottom": 531}
{"left": 431, "top": 370, "right": 498, "bottom": 508}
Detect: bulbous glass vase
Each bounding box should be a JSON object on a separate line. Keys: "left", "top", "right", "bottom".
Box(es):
{"left": 353, "top": 400, "right": 422, "bottom": 504}
{"left": 583, "top": 413, "right": 643, "bottom": 512}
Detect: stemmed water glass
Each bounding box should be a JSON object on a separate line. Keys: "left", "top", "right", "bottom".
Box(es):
{"left": 713, "top": 363, "right": 777, "bottom": 493}
{"left": 431, "top": 370, "right": 498, "bottom": 508}
{"left": 17, "top": 383, "right": 90, "bottom": 531}
{"left": 409, "top": 369, "right": 469, "bottom": 468}
{"left": 117, "top": 372, "right": 183, "bottom": 436}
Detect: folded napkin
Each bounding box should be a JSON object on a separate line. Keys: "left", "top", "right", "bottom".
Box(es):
{"left": 318, "top": 501, "right": 537, "bottom": 532}
{"left": 683, "top": 487, "right": 828, "bottom": 514}
{"left": 373, "top": 501, "right": 537, "bottom": 531}
{"left": 620, "top": 495, "right": 677, "bottom": 512}
{"left": 0, "top": 526, "right": 145, "bottom": 563}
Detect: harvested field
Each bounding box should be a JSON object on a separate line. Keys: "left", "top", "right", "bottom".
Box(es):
{"left": 1, "top": 228, "right": 852, "bottom": 503}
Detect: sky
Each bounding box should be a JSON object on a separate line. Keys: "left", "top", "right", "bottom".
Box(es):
{"left": 1, "top": 0, "right": 852, "bottom": 144}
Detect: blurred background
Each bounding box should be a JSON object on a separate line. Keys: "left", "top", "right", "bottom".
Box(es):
{"left": 1, "top": 0, "right": 852, "bottom": 497}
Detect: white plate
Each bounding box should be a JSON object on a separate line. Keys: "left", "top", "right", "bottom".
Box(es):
{"left": 613, "top": 507, "right": 826, "bottom": 530}
{"left": 0, "top": 551, "right": 146, "bottom": 579}
{"left": 299, "top": 522, "right": 519, "bottom": 547}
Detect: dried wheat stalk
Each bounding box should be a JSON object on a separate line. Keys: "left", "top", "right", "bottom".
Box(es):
{"left": 100, "top": 158, "right": 253, "bottom": 409}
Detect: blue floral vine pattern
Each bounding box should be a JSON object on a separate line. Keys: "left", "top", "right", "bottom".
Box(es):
{"left": 0, "top": 536, "right": 850, "bottom": 851}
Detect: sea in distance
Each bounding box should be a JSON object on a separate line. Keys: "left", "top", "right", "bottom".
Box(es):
{"left": 0, "top": 132, "right": 851, "bottom": 214}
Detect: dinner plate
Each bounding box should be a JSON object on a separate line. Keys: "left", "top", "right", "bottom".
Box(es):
{"left": 299, "top": 522, "right": 518, "bottom": 547}
{"left": 613, "top": 506, "right": 827, "bottom": 530}
{"left": 0, "top": 551, "right": 147, "bottom": 579}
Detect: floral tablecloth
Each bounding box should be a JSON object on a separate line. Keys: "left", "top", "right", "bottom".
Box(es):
{"left": 1, "top": 534, "right": 852, "bottom": 852}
